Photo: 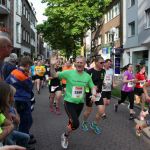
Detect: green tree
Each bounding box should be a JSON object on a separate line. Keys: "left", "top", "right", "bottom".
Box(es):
{"left": 37, "top": 0, "right": 111, "bottom": 58}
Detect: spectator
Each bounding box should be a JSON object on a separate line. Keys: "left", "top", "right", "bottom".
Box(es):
{"left": 0, "top": 34, "right": 13, "bottom": 79}
{"left": 4, "top": 85, "right": 31, "bottom": 149}
{"left": 0, "top": 81, "right": 14, "bottom": 145}
{"left": 6, "top": 56, "right": 34, "bottom": 137}
{"left": 2, "top": 53, "right": 17, "bottom": 80}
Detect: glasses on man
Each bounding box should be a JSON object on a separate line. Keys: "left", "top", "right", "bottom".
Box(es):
{"left": 98, "top": 62, "right": 104, "bottom": 64}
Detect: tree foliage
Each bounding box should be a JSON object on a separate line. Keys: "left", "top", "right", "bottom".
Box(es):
{"left": 37, "top": 0, "right": 111, "bottom": 58}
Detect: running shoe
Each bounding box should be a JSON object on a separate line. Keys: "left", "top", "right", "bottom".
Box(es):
{"left": 81, "top": 121, "right": 89, "bottom": 131}
{"left": 90, "top": 122, "right": 102, "bottom": 134}
{"left": 56, "top": 107, "right": 61, "bottom": 115}
{"left": 37, "top": 90, "right": 40, "bottom": 94}
{"left": 101, "top": 114, "right": 107, "bottom": 120}
{"left": 114, "top": 104, "right": 118, "bottom": 112}
{"left": 50, "top": 106, "right": 54, "bottom": 112}
{"left": 61, "top": 133, "right": 68, "bottom": 149}
{"left": 129, "top": 114, "right": 135, "bottom": 120}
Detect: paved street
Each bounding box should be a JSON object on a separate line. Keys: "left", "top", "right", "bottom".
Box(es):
{"left": 31, "top": 87, "right": 150, "bottom": 150}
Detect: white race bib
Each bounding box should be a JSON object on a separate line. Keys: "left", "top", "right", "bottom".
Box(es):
{"left": 45, "top": 75, "right": 49, "bottom": 80}
{"left": 105, "top": 75, "right": 112, "bottom": 84}
{"left": 127, "top": 82, "right": 134, "bottom": 88}
{"left": 95, "top": 93, "right": 101, "bottom": 102}
{"left": 72, "top": 86, "right": 84, "bottom": 98}
{"left": 51, "top": 86, "right": 59, "bottom": 92}
{"left": 140, "top": 81, "right": 145, "bottom": 87}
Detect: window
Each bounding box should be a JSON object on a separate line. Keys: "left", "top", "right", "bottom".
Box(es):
{"left": 23, "top": 30, "right": 25, "bottom": 41}
{"left": 114, "top": 27, "right": 120, "bottom": 41}
{"left": 28, "top": 12, "right": 30, "bottom": 21}
{"left": 26, "top": 32, "right": 28, "bottom": 42}
{"left": 26, "top": 9, "right": 28, "bottom": 19}
{"left": 23, "top": 5, "right": 25, "bottom": 15}
{"left": 16, "top": 23, "right": 19, "bottom": 43}
{"left": 105, "top": 2, "right": 120, "bottom": 23}
{"left": 131, "top": 0, "right": 135, "bottom": 7}
{"left": 0, "top": 0, "right": 5, "bottom": 5}
{"left": 128, "top": 21, "right": 135, "bottom": 37}
{"left": 16, "top": 0, "right": 19, "bottom": 13}
{"left": 146, "top": 9, "right": 150, "bottom": 28}
{"left": 98, "top": 36, "right": 102, "bottom": 45}
{"left": 113, "top": 3, "right": 120, "bottom": 17}
{"left": 105, "top": 32, "right": 113, "bottom": 44}
{"left": 28, "top": 34, "right": 30, "bottom": 43}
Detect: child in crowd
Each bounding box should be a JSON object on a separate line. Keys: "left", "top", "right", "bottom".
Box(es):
{"left": 5, "top": 85, "right": 30, "bottom": 148}
{"left": 0, "top": 81, "right": 14, "bottom": 145}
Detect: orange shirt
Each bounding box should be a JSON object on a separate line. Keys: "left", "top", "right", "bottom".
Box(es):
{"left": 61, "top": 66, "right": 73, "bottom": 84}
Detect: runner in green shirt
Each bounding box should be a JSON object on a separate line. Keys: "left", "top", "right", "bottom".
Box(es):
{"left": 50, "top": 55, "right": 96, "bottom": 149}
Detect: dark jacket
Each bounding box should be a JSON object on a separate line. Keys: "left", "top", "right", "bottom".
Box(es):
{"left": 6, "top": 68, "right": 33, "bottom": 102}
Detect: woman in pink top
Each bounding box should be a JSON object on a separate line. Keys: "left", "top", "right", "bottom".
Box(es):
{"left": 114, "top": 64, "right": 136, "bottom": 120}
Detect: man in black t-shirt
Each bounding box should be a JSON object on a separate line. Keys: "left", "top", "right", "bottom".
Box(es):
{"left": 81, "top": 56, "right": 106, "bottom": 134}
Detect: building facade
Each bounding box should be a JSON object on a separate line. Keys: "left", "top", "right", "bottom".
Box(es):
{"left": 123, "top": 0, "right": 150, "bottom": 78}
{"left": 0, "top": 0, "right": 13, "bottom": 41}
{"left": 13, "top": 0, "right": 22, "bottom": 56}
{"left": 91, "top": 0, "right": 123, "bottom": 74}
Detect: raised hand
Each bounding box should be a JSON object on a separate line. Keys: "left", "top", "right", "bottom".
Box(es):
{"left": 50, "top": 55, "right": 57, "bottom": 65}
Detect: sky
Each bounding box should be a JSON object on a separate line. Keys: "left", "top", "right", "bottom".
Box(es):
{"left": 28, "top": 0, "right": 47, "bottom": 24}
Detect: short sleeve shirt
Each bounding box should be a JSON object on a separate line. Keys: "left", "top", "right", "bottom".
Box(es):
{"left": 58, "top": 70, "right": 94, "bottom": 104}
{"left": 87, "top": 68, "right": 105, "bottom": 93}
{"left": 0, "top": 113, "right": 6, "bottom": 134}
{"left": 135, "top": 72, "right": 146, "bottom": 88}
{"left": 122, "top": 71, "right": 134, "bottom": 92}
{"left": 35, "top": 66, "right": 46, "bottom": 76}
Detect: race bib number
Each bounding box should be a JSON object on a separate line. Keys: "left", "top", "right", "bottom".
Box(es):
{"left": 45, "top": 75, "right": 49, "bottom": 80}
{"left": 72, "top": 86, "right": 84, "bottom": 98}
{"left": 140, "top": 81, "right": 145, "bottom": 87}
{"left": 51, "top": 86, "right": 59, "bottom": 92}
{"left": 105, "top": 75, "right": 112, "bottom": 84}
{"left": 95, "top": 93, "right": 101, "bottom": 102}
{"left": 127, "top": 82, "right": 134, "bottom": 88}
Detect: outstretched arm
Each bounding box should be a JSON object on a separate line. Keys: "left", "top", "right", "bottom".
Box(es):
{"left": 0, "top": 145, "right": 26, "bottom": 150}
{"left": 50, "top": 56, "right": 58, "bottom": 78}
{"left": 143, "top": 82, "right": 150, "bottom": 100}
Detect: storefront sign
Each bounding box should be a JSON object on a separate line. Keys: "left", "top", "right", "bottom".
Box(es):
{"left": 115, "top": 57, "right": 120, "bottom": 74}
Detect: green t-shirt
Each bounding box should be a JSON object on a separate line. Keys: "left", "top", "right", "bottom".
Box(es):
{"left": 0, "top": 113, "right": 6, "bottom": 134}
{"left": 58, "top": 70, "right": 94, "bottom": 104}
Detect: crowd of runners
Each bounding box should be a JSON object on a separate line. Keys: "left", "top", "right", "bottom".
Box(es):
{"left": 0, "top": 33, "right": 150, "bottom": 150}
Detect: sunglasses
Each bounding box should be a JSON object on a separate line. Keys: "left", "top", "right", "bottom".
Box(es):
{"left": 99, "top": 62, "right": 104, "bottom": 64}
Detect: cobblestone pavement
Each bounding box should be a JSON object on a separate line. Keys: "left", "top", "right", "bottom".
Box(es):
{"left": 31, "top": 87, "right": 150, "bottom": 150}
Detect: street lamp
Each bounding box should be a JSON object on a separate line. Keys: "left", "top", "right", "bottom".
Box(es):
{"left": 109, "top": 27, "right": 116, "bottom": 48}
{"left": 109, "top": 27, "right": 116, "bottom": 74}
